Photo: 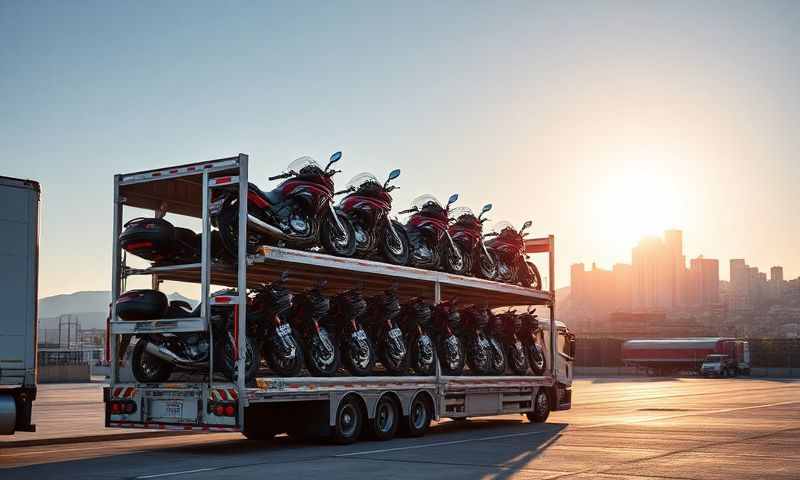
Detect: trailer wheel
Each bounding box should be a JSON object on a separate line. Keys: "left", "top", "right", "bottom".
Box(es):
{"left": 370, "top": 395, "right": 400, "bottom": 441}
{"left": 401, "top": 394, "right": 432, "bottom": 437}
{"left": 333, "top": 396, "right": 364, "bottom": 444}
{"left": 526, "top": 389, "right": 550, "bottom": 423}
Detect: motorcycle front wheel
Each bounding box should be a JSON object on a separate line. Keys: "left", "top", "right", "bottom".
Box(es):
{"left": 476, "top": 250, "right": 497, "bottom": 281}
{"left": 528, "top": 342, "right": 547, "bottom": 376}
{"left": 320, "top": 209, "right": 357, "bottom": 257}
{"left": 381, "top": 220, "right": 410, "bottom": 265}
{"left": 216, "top": 335, "right": 261, "bottom": 382}
{"left": 466, "top": 335, "right": 494, "bottom": 375}
{"left": 494, "top": 253, "right": 515, "bottom": 284}
{"left": 408, "top": 331, "right": 437, "bottom": 376}
{"left": 443, "top": 242, "right": 470, "bottom": 276}
{"left": 438, "top": 334, "right": 465, "bottom": 376}
{"left": 342, "top": 331, "right": 375, "bottom": 376}
{"left": 305, "top": 327, "right": 340, "bottom": 377}
{"left": 379, "top": 328, "right": 409, "bottom": 375}
{"left": 265, "top": 333, "right": 304, "bottom": 377}
{"left": 488, "top": 336, "right": 507, "bottom": 375}
{"left": 508, "top": 342, "right": 529, "bottom": 375}
{"left": 132, "top": 338, "right": 174, "bottom": 383}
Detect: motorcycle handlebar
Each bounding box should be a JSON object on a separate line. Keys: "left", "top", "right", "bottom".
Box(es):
{"left": 397, "top": 208, "right": 416, "bottom": 215}
{"left": 326, "top": 169, "right": 342, "bottom": 176}
{"left": 268, "top": 172, "right": 292, "bottom": 181}
{"left": 483, "top": 232, "right": 499, "bottom": 237}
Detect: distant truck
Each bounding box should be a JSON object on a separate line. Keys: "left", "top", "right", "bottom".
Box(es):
{"left": 0, "top": 176, "right": 40, "bottom": 434}
{"left": 622, "top": 338, "right": 750, "bottom": 377}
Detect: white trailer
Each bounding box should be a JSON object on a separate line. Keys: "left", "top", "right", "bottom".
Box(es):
{"left": 0, "top": 176, "right": 40, "bottom": 434}
{"left": 104, "top": 155, "right": 574, "bottom": 442}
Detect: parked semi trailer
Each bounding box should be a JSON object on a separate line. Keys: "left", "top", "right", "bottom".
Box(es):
{"left": 104, "top": 155, "right": 574, "bottom": 443}
{"left": 0, "top": 176, "right": 40, "bottom": 434}
{"left": 623, "top": 338, "right": 750, "bottom": 376}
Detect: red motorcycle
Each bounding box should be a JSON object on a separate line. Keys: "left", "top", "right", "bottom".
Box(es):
{"left": 211, "top": 152, "right": 356, "bottom": 257}
{"left": 400, "top": 193, "right": 468, "bottom": 275}
{"left": 484, "top": 220, "right": 542, "bottom": 289}
{"left": 336, "top": 169, "right": 410, "bottom": 265}
{"left": 448, "top": 204, "right": 496, "bottom": 280}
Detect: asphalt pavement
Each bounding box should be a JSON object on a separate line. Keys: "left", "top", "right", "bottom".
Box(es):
{"left": 1, "top": 377, "right": 798, "bottom": 479}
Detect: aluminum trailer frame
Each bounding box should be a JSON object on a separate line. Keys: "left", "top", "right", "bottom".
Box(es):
{"left": 105, "top": 155, "right": 570, "bottom": 437}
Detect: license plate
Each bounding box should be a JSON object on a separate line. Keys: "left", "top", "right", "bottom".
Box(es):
{"left": 389, "top": 328, "right": 403, "bottom": 339}
{"left": 276, "top": 323, "right": 291, "bottom": 336}
{"left": 446, "top": 335, "right": 459, "bottom": 347}
{"left": 164, "top": 401, "right": 183, "bottom": 419}
{"left": 353, "top": 329, "right": 367, "bottom": 341}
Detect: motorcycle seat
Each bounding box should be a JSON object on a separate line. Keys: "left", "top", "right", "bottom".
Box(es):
{"left": 257, "top": 186, "right": 283, "bottom": 206}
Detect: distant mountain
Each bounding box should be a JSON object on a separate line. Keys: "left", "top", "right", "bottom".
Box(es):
{"left": 38, "top": 291, "right": 197, "bottom": 330}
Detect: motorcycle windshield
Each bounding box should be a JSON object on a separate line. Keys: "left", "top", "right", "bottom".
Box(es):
{"left": 411, "top": 194, "right": 443, "bottom": 211}
{"left": 287, "top": 156, "right": 321, "bottom": 173}
{"left": 449, "top": 206, "right": 477, "bottom": 224}
{"left": 490, "top": 220, "right": 515, "bottom": 235}
{"left": 345, "top": 172, "right": 381, "bottom": 191}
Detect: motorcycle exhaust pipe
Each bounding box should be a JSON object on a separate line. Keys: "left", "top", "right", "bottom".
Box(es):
{"left": 247, "top": 214, "right": 291, "bottom": 241}
{"left": 144, "top": 341, "right": 205, "bottom": 367}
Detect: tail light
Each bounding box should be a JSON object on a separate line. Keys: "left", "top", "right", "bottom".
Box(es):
{"left": 209, "top": 402, "right": 237, "bottom": 417}
{"left": 109, "top": 400, "right": 137, "bottom": 415}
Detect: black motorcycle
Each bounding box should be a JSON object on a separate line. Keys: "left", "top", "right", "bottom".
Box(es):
{"left": 328, "top": 289, "right": 375, "bottom": 376}
{"left": 485, "top": 309, "right": 508, "bottom": 375}
{"left": 431, "top": 300, "right": 465, "bottom": 376}
{"left": 250, "top": 275, "right": 304, "bottom": 377}
{"left": 398, "top": 298, "right": 437, "bottom": 376}
{"left": 496, "top": 310, "right": 529, "bottom": 375}
{"left": 288, "top": 283, "right": 340, "bottom": 377}
{"left": 459, "top": 304, "right": 494, "bottom": 375}
{"left": 211, "top": 151, "right": 356, "bottom": 257}
{"left": 121, "top": 289, "right": 263, "bottom": 384}
{"left": 518, "top": 307, "right": 547, "bottom": 375}
{"left": 365, "top": 287, "right": 408, "bottom": 375}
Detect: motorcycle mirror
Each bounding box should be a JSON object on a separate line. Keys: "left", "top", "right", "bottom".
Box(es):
{"left": 387, "top": 169, "right": 401, "bottom": 182}
{"left": 520, "top": 220, "right": 532, "bottom": 232}
{"left": 447, "top": 193, "right": 459, "bottom": 205}
{"left": 325, "top": 151, "right": 342, "bottom": 171}
{"left": 478, "top": 203, "right": 492, "bottom": 219}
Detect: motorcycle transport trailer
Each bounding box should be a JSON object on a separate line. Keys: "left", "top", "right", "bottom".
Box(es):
{"left": 105, "top": 154, "right": 574, "bottom": 442}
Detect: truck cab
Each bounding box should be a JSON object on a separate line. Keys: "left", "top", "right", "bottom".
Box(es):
{"left": 701, "top": 354, "right": 735, "bottom": 377}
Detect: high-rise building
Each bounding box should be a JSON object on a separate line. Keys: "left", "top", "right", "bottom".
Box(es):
{"left": 729, "top": 259, "right": 750, "bottom": 310}
{"left": 768, "top": 266, "right": 784, "bottom": 300}
{"left": 688, "top": 256, "right": 719, "bottom": 306}
{"left": 631, "top": 231, "right": 686, "bottom": 311}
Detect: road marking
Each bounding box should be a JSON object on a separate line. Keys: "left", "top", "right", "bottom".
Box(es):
{"left": 136, "top": 467, "right": 219, "bottom": 479}
{"left": 336, "top": 428, "right": 557, "bottom": 457}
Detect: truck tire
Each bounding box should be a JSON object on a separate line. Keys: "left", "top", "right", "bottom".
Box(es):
{"left": 370, "top": 396, "right": 400, "bottom": 441}
{"left": 526, "top": 389, "right": 550, "bottom": 423}
{"left": 332, "top": 396, "right": 364, "bottom": 444}
{"left": 401, "top": 394, "right": 432, "bottom": 437}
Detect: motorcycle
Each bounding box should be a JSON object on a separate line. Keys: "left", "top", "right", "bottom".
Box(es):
{"left": 431, "top": 300, "right": 465, "bottom": 376}
{"left": 288, "top": 283, "right": 340, "bottom": 377}
{"left": 484, "top": 220, "right": 543, "bottom": 289}
{"left": 336, "top": 169, "right": 410, "bottom": 265}
{"left": 211, "top": 151, "right": 357, "bottom": 257}
{"left": 495, "top": 310, "right": 529, "bottom": 375}
{"left": 328, "top": 288, "right": 375, "bottom": 376}
{"left": 518, "top": 307, "right": 547, "bottom": 375}
{"left": 398, "top": 298, "right": 437, "bottom": 376}
{"left": 365, "top": 287, "right": 408, "bottom": 375}
{"left": 120, "top": 289, "right": 268, "bottom": 384}
{"left": 448, "top": 203, "right": 496, "bottom": 280}
{"left": 458, "top": 304, "right": 494, "bottom": 375}
{"left": 485, "top": 309, "right": 508, "bottom": 375}
{"left": 400, "top": 193, "right": 469, "bottom": 275}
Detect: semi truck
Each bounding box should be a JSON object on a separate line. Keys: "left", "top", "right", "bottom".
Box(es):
{"left": 622, "top": 337, "right": 750, "bottom": 376}
{"left": 0, "top": 176, "right": 40, "bottom": 434}
{"left": 104, "top": 155, "right": 574, "bottom": 443}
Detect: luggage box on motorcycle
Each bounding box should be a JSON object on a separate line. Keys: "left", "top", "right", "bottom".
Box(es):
{"left": 120, "top": 217, "right": 179, "bottom": 261}
{"left": 117, "top": 289, "right": 169, "bottom": 320}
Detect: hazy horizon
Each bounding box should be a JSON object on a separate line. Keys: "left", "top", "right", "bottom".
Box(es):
{"left": 2, "top": 1, "right": 798, "bottom": 297}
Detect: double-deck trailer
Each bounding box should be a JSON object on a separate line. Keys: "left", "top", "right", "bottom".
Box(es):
{"left": 0, "top": 176, "right": 40, "bottom": 435}
{"left": 104, "top": 155, "right": 574, "bottom": 442}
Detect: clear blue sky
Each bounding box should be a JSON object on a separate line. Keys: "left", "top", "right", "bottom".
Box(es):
{"left": 1, "top": 1, "right": 798, "bottom": 297}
